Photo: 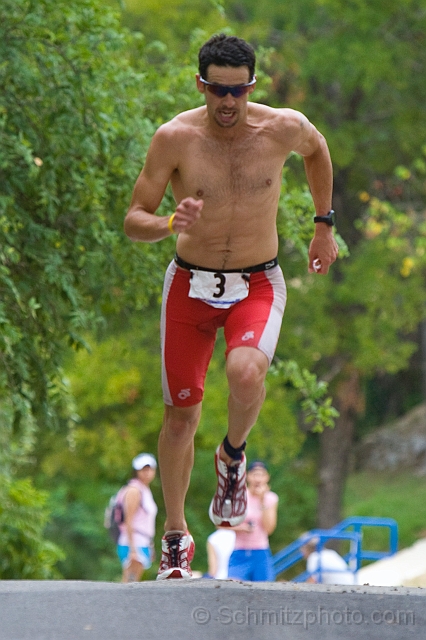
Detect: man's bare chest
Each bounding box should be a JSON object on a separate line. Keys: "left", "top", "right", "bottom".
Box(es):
{"left": 174, "top": 134, "right": 285, "bottom": 200}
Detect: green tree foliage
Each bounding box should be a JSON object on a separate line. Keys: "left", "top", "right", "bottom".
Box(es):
{"left": 0, "top": 0, "right": 203, "bottom": 578}
{"left": 279, "top": 205, "right": 426, "bottom": 390}
{"left": 0, "top": 0, "right": 209, "bottom": 440}
{"left": 0, "top": 0, "right": 153, "bottom": 575}
{"left": 0, "top": 476, "right": 64, "bottom": 578}
{"left": 226, "top": 0, "right": 426, "bottom": 244}
{"left": 6, "top": 0, "right": 426, "bottom": 578}
{"left": 1, "top": 0, "right": 343, "bottom": 578}
{"left": 1, "top": 0, "right": 132, "bottom": 433}
{"left": 278, "top": 161, "right": 426, "bottom": 526}
{"left": 121, "top": 0, "right": 227, "bottom": 48}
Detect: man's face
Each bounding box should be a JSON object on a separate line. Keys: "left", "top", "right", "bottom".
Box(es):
{"left": 196, "top": 64, "right": 255, "bottom": 129}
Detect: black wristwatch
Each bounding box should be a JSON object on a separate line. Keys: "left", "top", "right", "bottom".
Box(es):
{"left": 314, "top": 210, "right": 335, "bottom": 226}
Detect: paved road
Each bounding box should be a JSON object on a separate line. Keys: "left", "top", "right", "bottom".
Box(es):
{"left": 0, "top": 579, "right": 425, "bottom": 639}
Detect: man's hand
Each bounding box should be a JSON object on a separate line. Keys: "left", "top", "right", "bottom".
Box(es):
{"left": 308, "top": 225, "right": 339, "bottom": 274}
{"left": 171, "top": 197, "right": 203, "bottom": 233}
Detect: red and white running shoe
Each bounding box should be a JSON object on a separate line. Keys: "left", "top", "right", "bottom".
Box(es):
{"left": 209, "top": 446, "right": 247, "bottom": 527}
{"left": 156, "top": 530, "right": 195, "bottom": 580}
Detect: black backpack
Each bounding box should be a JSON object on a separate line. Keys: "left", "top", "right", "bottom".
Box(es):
{"left": 104, "top": 486, "right": 127, "bottom": 544}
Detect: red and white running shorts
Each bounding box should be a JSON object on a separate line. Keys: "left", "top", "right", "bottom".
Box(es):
{"left": 161, "top": 259, "right": 287, "bottom": 407}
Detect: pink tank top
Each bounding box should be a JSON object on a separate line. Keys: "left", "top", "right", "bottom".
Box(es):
{"left": 234, "top": 490, "right": 278, "bottom": 550}
{"left": 117, "top": 479, "right": 158, "bottom": 548}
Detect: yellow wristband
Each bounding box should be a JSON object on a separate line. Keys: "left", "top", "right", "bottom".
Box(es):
{"left": 167, "top": 213, "right": 176, "bottom": 234}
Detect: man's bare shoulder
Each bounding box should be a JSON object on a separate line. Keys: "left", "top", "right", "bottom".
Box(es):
{"left": 155, "top": 107, "right": 207, "bottom": 138}
{"left": 249, "top": 102, "right": 310, "bottom": 132}
{"left": 248, "top": 103, "right": 318, "bottom": 153}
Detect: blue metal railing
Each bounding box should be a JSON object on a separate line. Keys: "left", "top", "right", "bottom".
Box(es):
{"left": 271, "top": 516, "right": 398, "bottom": 582}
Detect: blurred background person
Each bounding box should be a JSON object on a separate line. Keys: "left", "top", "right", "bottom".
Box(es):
{"left": 228, "top": 460, "right": 278, "bottom": 581}
{"left": 300, "top": 535, "right": 356, "bottom": 585}
{"left": 204, "top": 527, "right": 236, "bottom": 579}
{"left": 117, "top": 453, "right": 158, "bottom": 582}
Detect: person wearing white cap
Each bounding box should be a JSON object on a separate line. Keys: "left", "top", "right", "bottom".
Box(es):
{"left": 116, "top": 453, "right": 158, "bottom": 582}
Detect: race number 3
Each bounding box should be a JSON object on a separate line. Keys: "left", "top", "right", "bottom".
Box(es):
{"left": 188, "top": 269, "right": 250, "bottom": 309}
{"left": 212, "top": 272, "right": 226, "bottom": 298}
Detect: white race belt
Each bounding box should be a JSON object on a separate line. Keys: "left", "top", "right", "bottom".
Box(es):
{"left": 188, "top": 270, "right": 250, "bottom": 309}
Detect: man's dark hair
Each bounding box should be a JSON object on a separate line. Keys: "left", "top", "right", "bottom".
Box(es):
{"left": 198, "top": 34, "right": 256, "bottom": 81}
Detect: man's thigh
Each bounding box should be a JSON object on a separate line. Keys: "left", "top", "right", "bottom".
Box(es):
{"left": 161, "top": 262, "right": 219, "bottom": 407}
{"left": 224, "top": 266, "right": 286, "bottom": 364}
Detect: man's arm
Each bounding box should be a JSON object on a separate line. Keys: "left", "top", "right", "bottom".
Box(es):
{"left": 290, "top": 113, "right": 339, "bottom": 274}
{"left": 302, "top": 132, "right": 333, "bottom": 217}
{"left": 124, "top": 124, "right": 203, "bottom": 243}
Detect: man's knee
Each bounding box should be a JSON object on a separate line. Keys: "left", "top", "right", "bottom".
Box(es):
{"left": 227, "top": 348, "right": 268, "bottom": 403}
{"left": 161, "top": 404, "right": 201, "bottom": 441}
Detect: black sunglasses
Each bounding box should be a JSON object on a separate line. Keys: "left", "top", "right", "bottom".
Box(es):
{"left": 199, "top": 77, "right": 256, "bottom": 98}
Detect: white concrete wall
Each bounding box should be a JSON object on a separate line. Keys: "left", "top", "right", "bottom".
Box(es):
{"left": 357, "top": 538, "right": 426, "bottom": 587}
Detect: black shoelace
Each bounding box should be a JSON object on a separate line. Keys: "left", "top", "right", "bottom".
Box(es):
{"left": 225, "top": 465, "right": 238, "bottom": 501}
{"left": 168, "top": 534, "right": 181, "bottom": 567}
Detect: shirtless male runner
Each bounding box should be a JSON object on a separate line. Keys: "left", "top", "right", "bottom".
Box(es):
{"left": 124, "top": 33, "right": 339, "bottom": 580}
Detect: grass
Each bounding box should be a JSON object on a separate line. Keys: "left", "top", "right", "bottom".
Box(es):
{"left": 343, "top": 470, "right": 426, "bottom": 554}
